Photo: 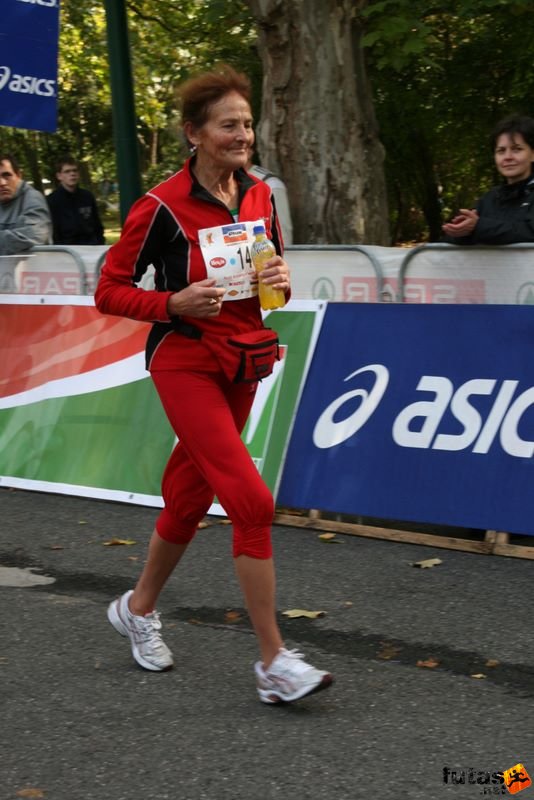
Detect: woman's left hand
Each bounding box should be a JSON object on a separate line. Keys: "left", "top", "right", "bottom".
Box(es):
{"left": 259, "top": 256, "right": 291, "bottom": 292}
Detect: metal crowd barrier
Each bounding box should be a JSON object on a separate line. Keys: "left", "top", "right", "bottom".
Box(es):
{"left": 93, "top": 244, "right": 387, "bottom": 301}
{"left": 93, "top": 247, "right": 109, "bottom": 285}
{"left": 0, "top": 246, "right": 88, "bottom": 295}
{"left": 397, "top": 242, "right": 534, "bottom": 304}
{"left": 5, "top": 242, "right": 534, "bottom": 305}
{"left": 284, "top": 245, "right": 385, "bottom": 302}
{"left": 284, "top": 245, "right": 384, "bottom": 303}
{"left": 0, "top": 245, "right": 111, "bottom": 296}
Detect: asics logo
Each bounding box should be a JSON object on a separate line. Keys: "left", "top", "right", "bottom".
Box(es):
{"left": 0, "top": 67, "right": 9, "bottom": 91}
{"left": 0, "top": 66, "right": 55, "bottom": 97}
{"left": 17, "top": 0, "right": 59, "bottom": 6}
{"left": 313, "top": 365, "right": 389, "bottom": 449}
{"left": 313, "top": 365, "right": 534, "bottom": 458}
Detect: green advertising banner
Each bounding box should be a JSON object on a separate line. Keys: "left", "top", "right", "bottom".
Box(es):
{"left": 0, "top": 297, "right": 324, "bottom": 512}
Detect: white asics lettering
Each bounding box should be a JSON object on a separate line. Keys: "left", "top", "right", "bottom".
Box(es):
{"left": 314, "top": 367, "right": 534, "bottom": 458}
{"left": 17, "top": 0, "right": 59, "bottom": 7}
{"left": 392, "top": 376, "right": 534, "bottom": 457}
{"left": 0, "top": 67, "right": 55, "bottom": 97}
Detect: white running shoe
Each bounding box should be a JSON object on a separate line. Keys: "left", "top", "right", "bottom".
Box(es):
{"left": 107, "top": 590, "right": 173, "bottom": 672}
{"left": 255, "top": 648, "right": 333, "bottom": 704}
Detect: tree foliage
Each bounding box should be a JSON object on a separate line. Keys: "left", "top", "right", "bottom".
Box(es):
{"left": 1, "top": 0, "right": 534, "bottom": 242}
{"left": 0, "top": 0, "right": 259, "bottom": 196}
{"left": 361, "top": 0, "right": 534, "bottom": 240}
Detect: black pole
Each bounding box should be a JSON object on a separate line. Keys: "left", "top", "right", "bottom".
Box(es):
{"left": 104, "top": 0, "right": 142, "bottom": 224}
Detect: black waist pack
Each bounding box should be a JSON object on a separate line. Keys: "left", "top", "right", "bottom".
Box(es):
{"left": 171, "top": 319, "right": 279, "bottom": 384}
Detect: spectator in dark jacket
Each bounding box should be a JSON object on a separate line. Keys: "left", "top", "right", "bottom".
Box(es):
{"left": 443, "top": 114, "right": 534, "bottom": 245}
{"left": 47, "top": 157, "right": 105, "bottom": 245}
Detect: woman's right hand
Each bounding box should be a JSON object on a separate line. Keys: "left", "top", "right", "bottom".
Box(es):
{"left": 442, "top": 208, "right": 479, "bottom": 238}
{"left": 167, "top": 279, "right": 226, "bottom": 318}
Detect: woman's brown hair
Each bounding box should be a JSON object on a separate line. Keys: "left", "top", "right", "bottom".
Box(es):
{"left": 178, "top": 64, "right": 251, "bottom": 131}
{"left": 490, "top": 114, "right": 534, "bottom": 151}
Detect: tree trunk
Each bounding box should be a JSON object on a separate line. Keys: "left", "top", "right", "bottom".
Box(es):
{"left": 247, "top": 0, "right": 390, "bottom": 244}
{"left": 413, "top": 132, "right": 443, "bottom": 242}
{"left": 18, "top": 132, "right": 44, "bottom": 193}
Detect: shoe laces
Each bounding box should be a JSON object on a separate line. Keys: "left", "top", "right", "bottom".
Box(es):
{"left": 271, "top": 648, "right": 311, "bottom": 676}
{"left": 135, "top": 611, "right": 166, "bottom": 650}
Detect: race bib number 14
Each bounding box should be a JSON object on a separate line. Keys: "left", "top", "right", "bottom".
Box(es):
{"left": 198, "top": 219, "right": 265, "bottom": 301}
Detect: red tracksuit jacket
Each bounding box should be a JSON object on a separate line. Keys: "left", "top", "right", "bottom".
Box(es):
{"left": 95, "top": 157, "right": 284, "bottom": 366}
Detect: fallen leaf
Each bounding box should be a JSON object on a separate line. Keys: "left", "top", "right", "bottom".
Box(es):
{"left": 343, "top": 601, "right": 353, "bottom": 607}
{"left": 197, "top": 521, "right": 210, "bottom": 529}
{"left": 412, "top": 558, "right": 443, "bottom": 569}
{"left": 220, "top": 519, "right": 232, "bottom": 525}
{"left": 377, "top": 642, "right": 401, "bottom": 660}
{"left": 127, "top": 556, "right": 139, "bottom": 561}
{"left": 282, "top": 608, "right": 326, "bottom": 619}
{"left": 485, "top": 659, "right": 500, "bottom": 668}
{"left": 49, "top": 545, "right": 64, "bottom": 550}
{"left": 224, "top": 610, "right": 242, "bottom": 623}
{"left": 17, "top": 790, "right": 45, "bottom": 798}
{"left": 417, "top": 657, "right": 440, "bottom": 669}
{"left": 102, "top": 538, "right": 136, "bottom": 546}
{"left": 470, "top": 673, "right": 487, "bottom": 679}
{"left": 319, "top": 534, "right": 343, "bottom": 544}
{"left": 78, "top": 520, "right": 88, "bottom": 525}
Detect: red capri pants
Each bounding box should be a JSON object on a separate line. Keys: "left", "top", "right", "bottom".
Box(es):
{"left": 150, "top": 365, "right": 274, "bottom": 559}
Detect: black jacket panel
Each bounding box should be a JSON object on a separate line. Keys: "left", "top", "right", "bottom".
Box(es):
{"left": 444, "top": 174, "right": 534, "bottom": 245}
{"left": 47, "top": 186, "right": 105, "bottom": 245}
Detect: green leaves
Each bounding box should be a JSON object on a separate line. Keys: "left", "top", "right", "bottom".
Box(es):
{"left": 363, "top": 0, "right": 534, "bottom": 241}
{"left": 4, "top": 0, "right": 259, "bottom": 193}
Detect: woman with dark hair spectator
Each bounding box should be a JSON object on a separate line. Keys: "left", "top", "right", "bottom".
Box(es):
{"left": 443, "top": 114, "right": 534, "bottom": 244}
{"left": 95, "top": 65, "right": 333, "bottom": 705}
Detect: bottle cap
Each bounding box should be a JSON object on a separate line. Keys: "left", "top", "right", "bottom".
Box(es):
{"left": 253, "top": 225, "right": 266, "bottom": 235}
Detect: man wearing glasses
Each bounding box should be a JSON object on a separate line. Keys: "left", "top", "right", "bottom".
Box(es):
{"left": 47, "top": 157, "right": 105, "bottom": 245}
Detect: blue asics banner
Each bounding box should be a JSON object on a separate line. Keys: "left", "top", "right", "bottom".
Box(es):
{"left": 278, "top": 304, "right": 534, "bottom": 536}
{"left": 0, "top": 0, "right": 60, "bottom": 132}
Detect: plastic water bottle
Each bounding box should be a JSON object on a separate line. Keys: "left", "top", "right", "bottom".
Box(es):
{"left": 250, "top": 224, "right": 285, "bottom": 310}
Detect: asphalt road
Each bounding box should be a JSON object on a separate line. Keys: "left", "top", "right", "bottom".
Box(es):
{"left": 1, "top": 487, "right": 533, "bottom": 800}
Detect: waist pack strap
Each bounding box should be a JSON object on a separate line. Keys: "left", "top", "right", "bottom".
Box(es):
{"left": 170, "top": 317, "right": 203, "bottom": 340}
